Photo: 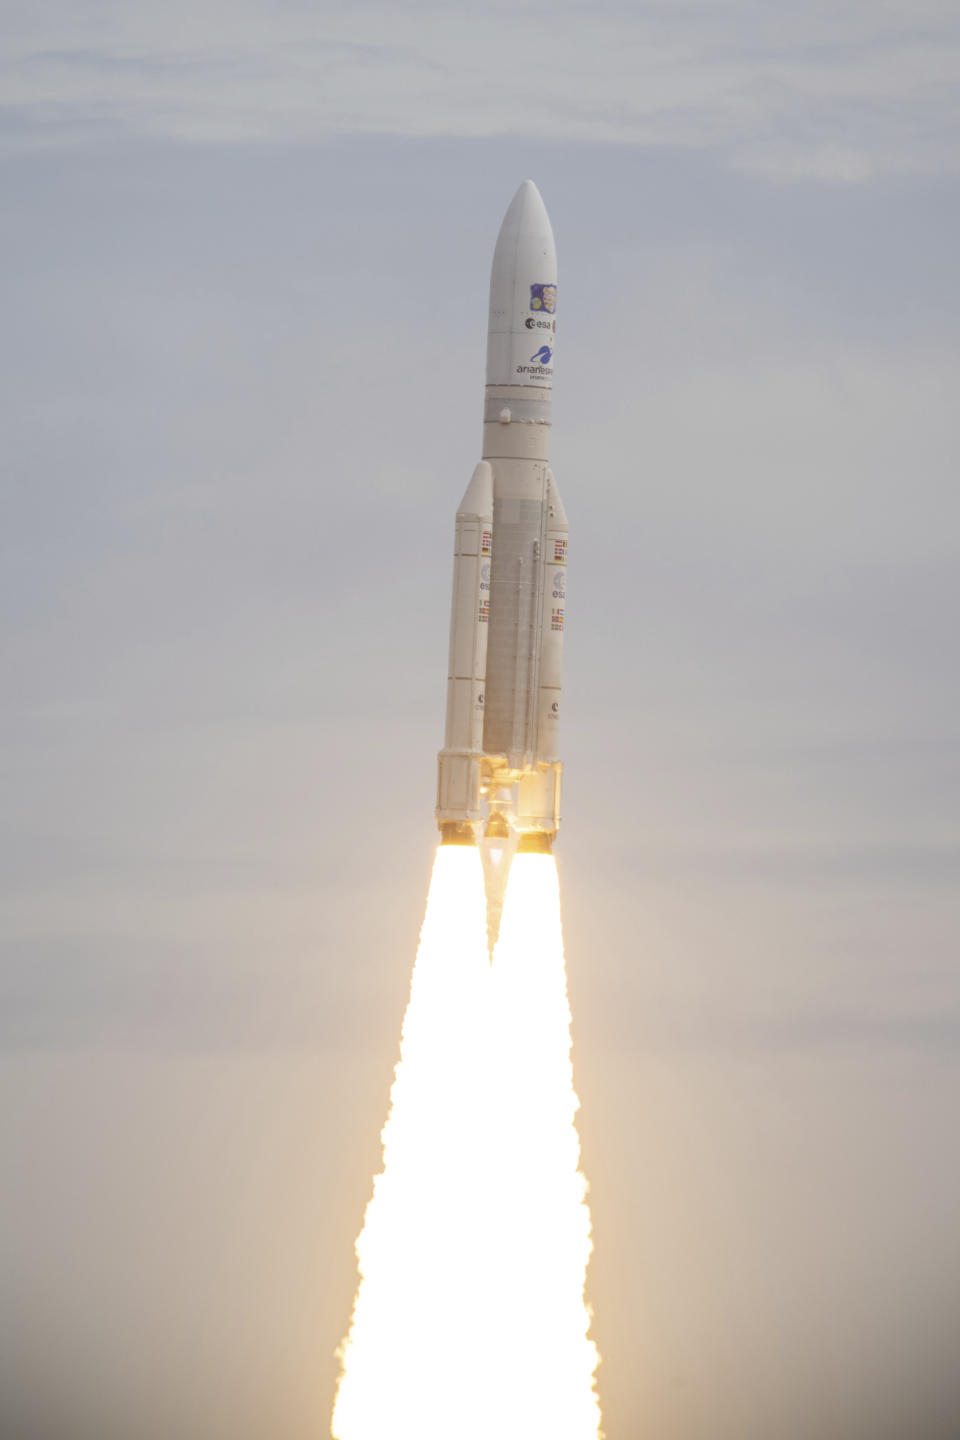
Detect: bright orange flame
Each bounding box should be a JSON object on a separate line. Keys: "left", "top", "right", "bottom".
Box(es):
{"left": 332, "top": 846, "right": 601, "bottom": 1440}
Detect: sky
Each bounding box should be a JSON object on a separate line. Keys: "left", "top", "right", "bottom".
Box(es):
{"left": 2, "top": 2, "right": 959, "bottom": 1437}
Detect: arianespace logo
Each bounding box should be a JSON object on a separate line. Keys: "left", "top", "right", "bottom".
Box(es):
{"left": 530, "top": 283, "right": 556, "bottom": 314}
{"left": 516, "top": 338, "right": 554, "bottom": 377}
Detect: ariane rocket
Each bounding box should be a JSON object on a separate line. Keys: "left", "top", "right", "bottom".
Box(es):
{"left": 436, "top": 180, "right": 567, "bottom": 889}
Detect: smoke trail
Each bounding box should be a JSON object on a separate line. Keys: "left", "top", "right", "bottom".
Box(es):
{"left": 490, "top": 853, "right": 602, "bottom": 1440}
{"left": 332, "top": 844, "right": 496, "bottom": 1440}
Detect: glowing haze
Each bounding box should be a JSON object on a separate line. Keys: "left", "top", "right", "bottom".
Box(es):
{"left": 332, "top": 847, "right": 601, "bottom": 1440}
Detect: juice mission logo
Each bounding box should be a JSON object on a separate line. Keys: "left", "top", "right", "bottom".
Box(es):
{"left": 530, "top": 283, "right": 556, "bottom": 314}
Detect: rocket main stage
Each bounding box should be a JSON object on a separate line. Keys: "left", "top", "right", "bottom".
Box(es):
{"left": 437, "top": 181, "right": 567, "bottom": 912}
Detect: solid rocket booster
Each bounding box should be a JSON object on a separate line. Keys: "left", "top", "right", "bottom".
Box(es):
{"left": 437, "top": 181, "right": 567, "bottom": 854}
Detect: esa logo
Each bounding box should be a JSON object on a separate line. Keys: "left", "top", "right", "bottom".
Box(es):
{"left": 552, "top": 568, "right": 565, "bottom": 599}
{"left": 525, "top": 316, "right": 554, "bottom": 331}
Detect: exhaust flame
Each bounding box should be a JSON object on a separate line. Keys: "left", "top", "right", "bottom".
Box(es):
{"left": 332, "top": 844, "right": 495, "bottom": 1440}
{"left": 490, "top": 853, "right": 602, "bottom": 1440}
{"left": 332, "top": 847, "right": 601, "bottom": 1440}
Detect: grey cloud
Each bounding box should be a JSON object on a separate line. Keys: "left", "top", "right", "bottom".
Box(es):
{"left": 1, "top": 1, "right": 958, "bottom": 175}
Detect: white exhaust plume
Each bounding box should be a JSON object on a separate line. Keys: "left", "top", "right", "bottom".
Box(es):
{"left": 332, "top": 844, "right": 497, "bottom": 1440}
{"left": 332, "top": 846, "right": 601, "bottom": 1440}
{"left": 490, "top": 852, "right": 602, "bottom": 1440}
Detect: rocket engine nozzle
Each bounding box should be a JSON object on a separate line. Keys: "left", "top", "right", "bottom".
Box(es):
{"left": 483, "top": 811, "right": 511, "bottom": 840}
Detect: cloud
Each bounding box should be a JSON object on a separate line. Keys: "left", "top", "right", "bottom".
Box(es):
{"left": 2, "top": 0, "right": 959, "bottom": 178}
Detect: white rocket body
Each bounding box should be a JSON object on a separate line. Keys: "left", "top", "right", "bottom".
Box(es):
{"left": 437, "top": 181, "right": 567, "bottom": 862}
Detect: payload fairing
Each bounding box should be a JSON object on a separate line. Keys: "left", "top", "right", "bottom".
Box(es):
{"left": 437, "top": 181, "right": 567, "bottom": 873}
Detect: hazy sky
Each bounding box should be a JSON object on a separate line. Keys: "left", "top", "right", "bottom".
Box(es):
{"left": 2, "top": 3, "right": 959, "bottom": 1438}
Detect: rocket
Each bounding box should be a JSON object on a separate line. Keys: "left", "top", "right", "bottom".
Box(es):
{"left": 436, "top": 180, "right": 567, "bottom": 888}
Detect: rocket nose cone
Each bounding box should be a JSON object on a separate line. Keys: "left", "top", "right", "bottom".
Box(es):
{"left": 487, "top": 179, "right": 557, "bottom": 389}
{"left": 495, "top": 179, "right": 553, "bottom": 249}
{"left": 513, "top": 178, "right": 542, "bottom": 207}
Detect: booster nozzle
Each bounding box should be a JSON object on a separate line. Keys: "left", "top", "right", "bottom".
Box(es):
{"left": 439, "top": 820, "right": 477, "bottom": 847}
{"left": 517, "top": 831, "right": 554, "bottom": 855}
